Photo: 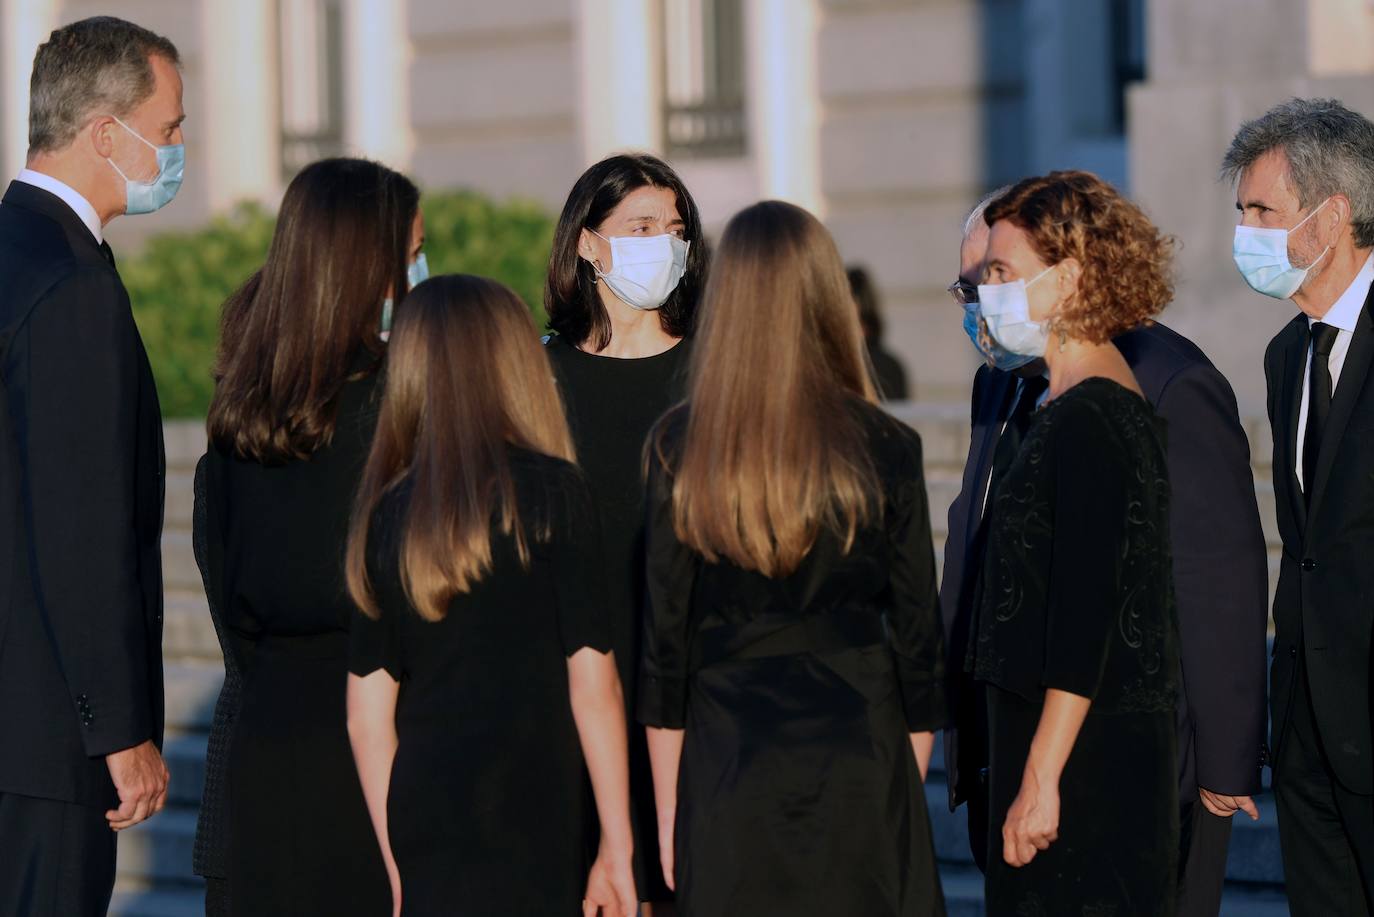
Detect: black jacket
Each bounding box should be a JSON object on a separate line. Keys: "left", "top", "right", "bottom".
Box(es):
{"left": 942, "top": 321, "right": 1269, "bottom": 808}
{"left": 1265, "top": 284, "right": 1374, "bottom": 794}
{"left": 0, "top": 180, "right": 165, "bottom": 808}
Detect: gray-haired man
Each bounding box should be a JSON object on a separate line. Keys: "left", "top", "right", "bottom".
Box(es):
{"left": 0, "top": 17, "right": 184, "bottom": 916}
{"left": 1224, "top": 97, "right": 1374, "bottom": 916}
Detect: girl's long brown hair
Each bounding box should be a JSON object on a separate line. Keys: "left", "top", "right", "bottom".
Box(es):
{"left": 346, "top": 275, "right": 576, "bottom": 622}
{"left": 650, "top": 200, "right": 880, "bottom": 577}
{"left": 208, "top": 158, "right": 419, "bottom": 463}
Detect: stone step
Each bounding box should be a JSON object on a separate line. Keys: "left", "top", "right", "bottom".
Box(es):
{"left": 161, "top": 530, "right": 200, "bottom": 593}
{"left": 164, "top": 590, "right": 218, "bottom": 661}
{"left": 164, "top": 469, "right": 195, "bottom": 532}
{"left": 163, "top": 421, "right": 205, "bottom": 473}
{"left": 114, "top": 806, "right": 198, "bottom": 886}
{"left": 164, "top": 659, "right": 224, "bottom": 734}
{"left": 109, "top": 886, "right": 205, "bottom": 917}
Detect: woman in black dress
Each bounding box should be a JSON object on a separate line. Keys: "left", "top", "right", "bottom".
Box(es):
{"left": 345, "top": 275, "right": 637, "bottom": 917}
{"left": 542, "top": 153, "right": 708, "bottom": 910}
{"left": 968, "top": 171, "right": 1181, "bottom": 915}
{"left": 193, "top": 158, "right": 424, "bottom": 917}
{"left": 639, "top": 201, "right": 948, "bottom": 916}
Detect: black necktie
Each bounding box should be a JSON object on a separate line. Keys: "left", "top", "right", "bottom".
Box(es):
{"left": 986, "top": 375, "right": 1049, "bottom": 513}
{"left": 99, "top": 241, "right": 116, "bottom": 268}
{"left": 1303, "top": 321, "right": 1339, "bottom": 502}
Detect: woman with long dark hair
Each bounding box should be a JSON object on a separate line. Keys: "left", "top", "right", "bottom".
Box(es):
{"left": 639, "top": 201, "right": 947, "bottom": 915}
{"left": 542, "top": 152, "right": 708, "bottom": 909}
{"left": 192, "top": 157, "right": 424, "bottom": 916}
{"left": 345, "top": 275, "right": 636, "bottom": 917}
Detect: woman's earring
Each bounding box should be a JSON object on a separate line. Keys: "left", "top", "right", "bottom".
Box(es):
{"left": 1058, "top": 329, "right": 1067, "bottom": 353}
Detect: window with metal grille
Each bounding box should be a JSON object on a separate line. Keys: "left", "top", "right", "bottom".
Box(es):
{"left": 277, "top": 0, "right": 346, "bottom": 180}
{"left": 660, "top": 0, "right": 747, "bottom": 159}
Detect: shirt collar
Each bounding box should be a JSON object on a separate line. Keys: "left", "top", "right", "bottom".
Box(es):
{"left": 1308, "top": 252, "right": 1374, "bottom": 333}
{"left": 15, "top": 168, "right": 103, "bottom": 244}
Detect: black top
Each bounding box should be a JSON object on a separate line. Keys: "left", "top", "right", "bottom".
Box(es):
{"left": 637, "top": 399, "right": 947, "bottom": 915}
{"left": 0, "top": 180, "right": 164, "bottom": 809}
{"left": 348, "top": 450, "right": 610, "bottom": 916}
{"left": 544, "top": 332, "right": 691, "bottom": 897}
{"left": 968, "top": 377, "right": 1179, "bottom": 713}
{"left": 940, "top": 322, "right": 1268, "bottom": 815}
{"left": 195, "top": 370, "right": 391, "bottom": 914}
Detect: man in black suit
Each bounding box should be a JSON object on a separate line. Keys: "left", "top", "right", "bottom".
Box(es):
{"left": 941, "top": 188, "right": 1270, "bottom": 916}
{"left": 1223, "top": 98, "right": 1374, "bottom": 917}
{"left": 0, "top": 18, "right": 184, "bottom": 916}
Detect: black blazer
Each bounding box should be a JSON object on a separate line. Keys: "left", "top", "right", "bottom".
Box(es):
{"left": 1265, "top": 283, "right": 1374, "bottom": 794}
{"left": 942, "top": 321, "right": 1269, "bottom": 808}
{"left": 0, "top": 180, "right": 165, "bottom": 808}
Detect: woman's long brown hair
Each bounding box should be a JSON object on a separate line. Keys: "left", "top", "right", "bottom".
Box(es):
{"left": 651, "top": 200, "right": 880, "bottom": 577}
{"left": 207, "top": 157, "right": 419, "bottom": 463}
{"left": 346, "top": 275, "right": 576, "bottom": 622}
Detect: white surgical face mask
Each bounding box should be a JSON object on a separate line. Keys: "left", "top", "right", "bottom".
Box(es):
{"left": 1232, "top": 197, "right": 1332, "bottom": 300}
{"left": 976, "top": 265, "right": 1055, "bottom": 358}
{"left": 591, "top": 229, "right": 689, "bottom": 311}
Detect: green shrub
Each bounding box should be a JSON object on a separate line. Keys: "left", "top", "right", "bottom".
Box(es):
{"left": 125, "top": 190, "right": 556, "bottom": 418}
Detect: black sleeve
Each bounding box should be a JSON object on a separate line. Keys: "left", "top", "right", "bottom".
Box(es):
{"left": 347, "top": 511, "right": 405, "bottom": 682}
{"left": 886, "top": 425, "right": 948, "bottom": 731}
{"left": 24, "top": 268, "right": 152, "bottom": 757}
{"left": 348, "top": 603, "right": 404, "bottom": 682}
{"left": 636, "top": 454, "right": 696, "bottom": 729}
{"left": 548, "top": 466, "right": 613, "bottom": 657}
{"left": 1042, "top": 401, "right": 1128, "bottom": 700}
{"left": 1156, "top": 363, "right": 1269, "bottom": 795}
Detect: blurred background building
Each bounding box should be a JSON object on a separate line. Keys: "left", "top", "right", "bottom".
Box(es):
{"left": 1, "top": 1, "right": 1372, "bottom": 913}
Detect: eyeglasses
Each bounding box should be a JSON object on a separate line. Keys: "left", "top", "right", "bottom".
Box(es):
{"left": 947, "top": 280, "right": 978, "bottom": 306}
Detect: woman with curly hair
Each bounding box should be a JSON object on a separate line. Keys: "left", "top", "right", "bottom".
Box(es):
{"left": 967, "top": 171, "right": 1182, "bottom": 915}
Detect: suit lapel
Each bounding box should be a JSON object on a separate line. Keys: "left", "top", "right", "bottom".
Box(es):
{"left": 1275, "top": 320, "right": 1308, "bottom": 535}
{"left": 1308, "top": 285, "right": 1374, "bottom": 527}
{"left": 965, "top": 371, "right": 1019, "bottom": 537}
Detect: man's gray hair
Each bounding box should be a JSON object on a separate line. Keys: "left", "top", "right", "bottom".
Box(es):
{"left": 28, "top": 17, "right": 180, "bottom": 155}
{"left": 1220, "top": 98, "right": 1374, "bottom": 249}
{"left": 962, "top": 185, "right": 1014, "bottom": 238}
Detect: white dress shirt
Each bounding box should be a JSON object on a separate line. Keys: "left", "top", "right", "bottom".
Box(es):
{"left": 1295, "top": 252, "right": 1374, "bottom": 490}
{"left": 14, "top": 168, "right": 103, "bottom": 243}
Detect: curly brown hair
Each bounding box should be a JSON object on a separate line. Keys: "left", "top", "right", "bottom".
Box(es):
{"left": 983, "top": 170, "right": 1176, "bottom": 344}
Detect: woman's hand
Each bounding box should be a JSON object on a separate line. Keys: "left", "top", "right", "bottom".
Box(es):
{"left": 583, "top": 840, "right": 637, "bottom": 917}
{"left": 1002, "top": 763, "right": 1060, "bottom": 867}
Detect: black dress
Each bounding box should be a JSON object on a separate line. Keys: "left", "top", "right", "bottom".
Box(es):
{"left": 968, "top": 378, "right": 1181, "bottom": 917}
{"left": 347, "top": 450, "right": 611, "bottom": 916}
{"left": 544, "top": 333, "right": 690, "bottom": 898}
{"left": 638, "top": 401, "right": 948, "bottom": 917}
{"left": 196, "top": 370, "right": 392, "bottom": 916}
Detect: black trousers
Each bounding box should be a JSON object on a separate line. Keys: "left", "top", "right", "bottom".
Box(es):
{"left": 1275, "top": 658, "right": 1374, "bottom": 917}
{"left": 0, "top": 791, "right": 115, "bottom": 917}
{"left": 1175, "top": 798, "right": 1234, "bottom": 917}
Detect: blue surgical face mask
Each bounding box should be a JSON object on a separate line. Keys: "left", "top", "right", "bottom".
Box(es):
{"left": 1232, "top": 198, "right": 1332, "bottom": 300}
{"left": 105, "top": 117, "right": 184, "bottom": 215}
{"left": 381, "top": 255, "right": 431, "bottom": 341}
{"left": 407, "top": 252, "right": 429, "bottom": 290}
{"left": 961, "top": 300, "right": 1035, "bottom": 371}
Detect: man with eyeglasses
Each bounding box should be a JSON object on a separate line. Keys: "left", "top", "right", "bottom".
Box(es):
{"left": 939, "top": 186, "right": 1270, "bottom": 916}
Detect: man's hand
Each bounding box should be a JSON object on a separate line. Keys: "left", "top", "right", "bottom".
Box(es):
{"left": 105, "top": 740, "right": 169, "bottom": 830}
{"left": 1199, "top": 787, "right": 1259, "bottom": 821}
